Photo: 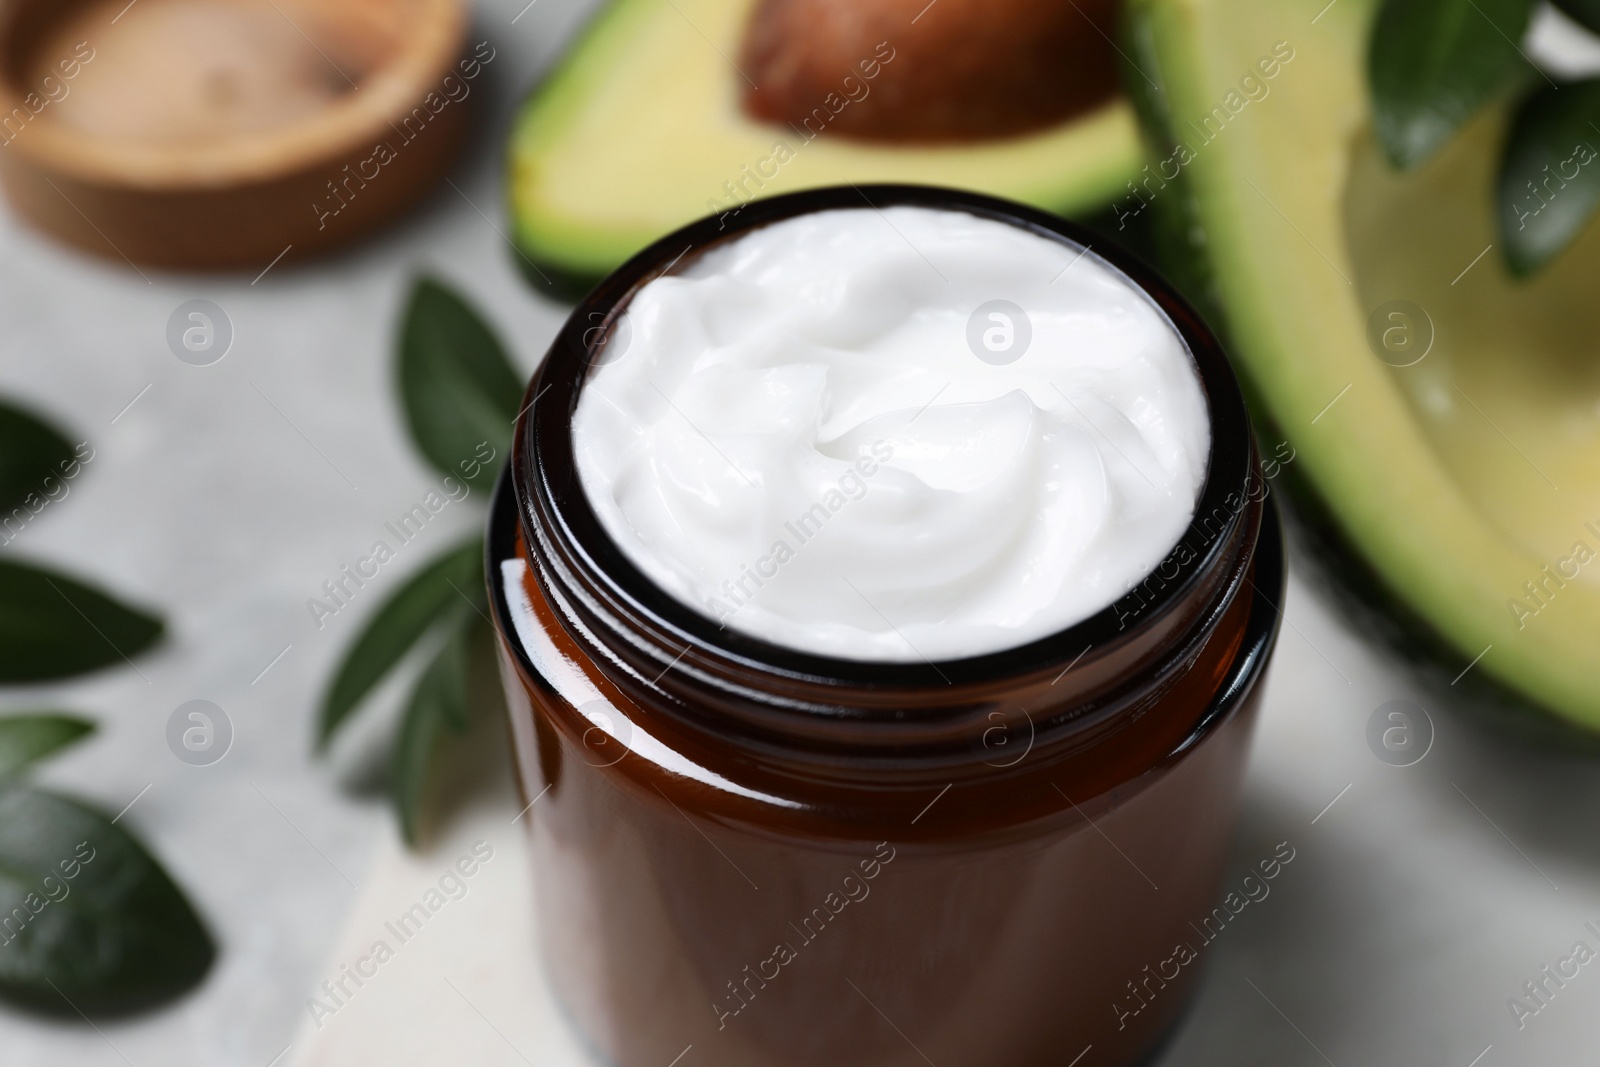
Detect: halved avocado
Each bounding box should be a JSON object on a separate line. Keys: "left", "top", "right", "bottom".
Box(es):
{"left": 508, "top": 0, "right": 1143, "bottom": 290}
{"left": 1124, "top": 0, "right": 1600, "bottom": 731}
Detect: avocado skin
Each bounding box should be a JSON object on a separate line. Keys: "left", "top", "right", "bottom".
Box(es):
{"left": 512, "top": 247, "right": 603, "bottom": 305}
{"left": 1274, "top": 441, "right": 1600, "bottom": 754}
{"left": 1116, "top": 4, "right": 1600, "bottom": 752}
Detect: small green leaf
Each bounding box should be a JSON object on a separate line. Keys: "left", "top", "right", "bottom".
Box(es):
{"left": 393, "top": 610, "right": 479, "bottom": 846}
{"left": 316, "top": 539, "right": 484, "bottom": 749}
{"left": 0, "top": 785, "right": 214, "bottom": 1015}
{"left": 0, "top": 402, "right": 77, "bottom": 519}
{"left": 0, "top": 561, "right": 162, "bottom": 683}
{"left": 397, "top": 278, "right": 522, "bottom": 487}
{"left": 1498, "top": 79, "right": 1600, "bottom": 276}
{"left": 1370, "top": 0, "right": 1535, "bottom": 169}
{"left": 0, "top": 715, "right": 94, "bottom": 780}
{"left": 1553, "top": 0, "right": 1600, "bottom": 34}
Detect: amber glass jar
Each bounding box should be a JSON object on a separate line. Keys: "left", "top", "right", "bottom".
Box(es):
{"left": 489, "top": 186, "right": 1283, "bottom": 1067}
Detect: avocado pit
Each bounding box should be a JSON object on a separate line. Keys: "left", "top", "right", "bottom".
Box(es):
{"left": 739, "top": 0, "right": 1121, "bottom": 143}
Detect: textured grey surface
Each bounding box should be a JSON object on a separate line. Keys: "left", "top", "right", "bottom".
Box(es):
{"left": 2, "top": 0, "right": 1599, "bottom": 1064}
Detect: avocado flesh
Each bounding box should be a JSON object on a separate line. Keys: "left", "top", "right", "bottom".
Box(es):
{"left": 508, "top": 0, "right": 1143, "bottom": 284}
{"left": 1127, "top": 0, "right": 1600, "bottom": 729}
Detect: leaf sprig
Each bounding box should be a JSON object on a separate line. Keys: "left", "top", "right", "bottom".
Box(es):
{"left": 0, "top": 716, "right": 215, "bottom": 1015}
{"left": 316, "top": 278, "right": 522, "bottom": 846}
{"left": 0, "top": 400, "right": 163, "bottom": 683}
{"left": 0, "top": 401, "right": 212, "bottom": 1015}
{"left": 1370, "top": 0, "right": 1600, "bottom": 275}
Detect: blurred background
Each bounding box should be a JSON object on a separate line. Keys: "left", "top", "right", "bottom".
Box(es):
{"left": 4, "top": 0, "right": 1600, "bottom": 1064}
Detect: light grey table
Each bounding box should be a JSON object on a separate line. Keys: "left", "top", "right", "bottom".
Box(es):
{"left": 3, "top": 2, "right": 1599, "bottom": 1064}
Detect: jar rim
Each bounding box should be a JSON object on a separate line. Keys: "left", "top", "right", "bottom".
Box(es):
{"left": 511, "top": 184, "right": 1256, "bottom": 691}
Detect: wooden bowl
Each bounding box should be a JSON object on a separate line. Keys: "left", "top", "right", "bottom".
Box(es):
{"left": 0, "top": 0, "right": 471, "bottom": 271}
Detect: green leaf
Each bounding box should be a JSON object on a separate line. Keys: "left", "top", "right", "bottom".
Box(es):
{"left": 1553, "top": 0, "right": 1600, "bottom": 34}
{"left": 397, "top": 278, "right": 522, "bottom": 488}
{"left": 1497, "top": 79, "right": 1600, "bottom": 276}
{"left": 0, "top": 715, "right": 94, "bottom": 781}
{"left": 1370, "top": 0, "right": 1535, "bottom": 169}
{"left": 392, "top": 610, "right": 479, "bottom": 846}
{"left": 0, "top": 785, "right": 214, "bottom": 1015}
{"left": 316, "top": 538, "right": 484, "bottom": 749}
{"left": 0, "top": 402, "right": 77, "bottom": 520}
{"left": 0, "top": 561, "right": 162, "bottom": 683}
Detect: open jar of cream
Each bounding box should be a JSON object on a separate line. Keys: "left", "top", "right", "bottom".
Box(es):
{"left": 489, "top": 185, "right": 1283, "bottom": 1067}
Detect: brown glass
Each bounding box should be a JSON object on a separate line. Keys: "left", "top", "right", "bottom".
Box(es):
{"left": 488, "top": 185, "right": 1284, "bottom": 1067}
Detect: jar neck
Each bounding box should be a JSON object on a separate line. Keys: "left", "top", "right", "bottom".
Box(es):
{"left": 512, "top": 452, "right": 1264, "bottom": 794}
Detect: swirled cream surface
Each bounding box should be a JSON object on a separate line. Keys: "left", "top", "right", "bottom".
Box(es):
{"left": 571, "top": 206, "right": 1210, "bottom": 662}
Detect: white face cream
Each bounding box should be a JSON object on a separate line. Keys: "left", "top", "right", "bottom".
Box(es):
{"left": 571, "top": 206, "right": 1210, "bottom": 662}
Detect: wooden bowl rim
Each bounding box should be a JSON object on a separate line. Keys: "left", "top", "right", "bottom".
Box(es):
{"left": 0, "top": 0, "right": 468, "bottom": 190}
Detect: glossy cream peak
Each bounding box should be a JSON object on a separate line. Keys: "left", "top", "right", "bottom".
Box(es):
{"left": 571, "top": 206, "right": 1210, "bottom": 661}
